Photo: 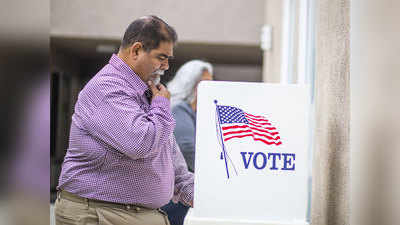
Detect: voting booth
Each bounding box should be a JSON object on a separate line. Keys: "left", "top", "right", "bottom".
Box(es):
{"left": 184, "top": 81, "right": 311, "bottom": 225}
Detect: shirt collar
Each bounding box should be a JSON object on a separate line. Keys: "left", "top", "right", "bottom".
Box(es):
{"left": 108, "top": 54, "right": 149, "bottom": 95}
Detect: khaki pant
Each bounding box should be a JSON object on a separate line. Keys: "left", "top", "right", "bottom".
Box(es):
{"left": 54, "top": 191, "right": 169, "bottom": 225}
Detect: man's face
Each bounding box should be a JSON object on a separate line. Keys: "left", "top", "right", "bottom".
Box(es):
{"left": 135, "top": 41, "right": 174, "bottom": 84}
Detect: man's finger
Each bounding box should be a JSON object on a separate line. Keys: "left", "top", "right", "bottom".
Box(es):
{"left": 148, "top": 81, "right": 158, "bottom": 93}
{"left": 157, "top": 83, "right": 167, "bottom": 91}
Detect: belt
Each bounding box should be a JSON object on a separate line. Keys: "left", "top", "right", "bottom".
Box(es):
{"left": 57, "top": 190, "right": 153, "bottom": 212}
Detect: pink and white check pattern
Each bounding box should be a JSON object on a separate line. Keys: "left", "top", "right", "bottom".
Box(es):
{"left": 57, "top": 54, "right": 194, "bottom": 208}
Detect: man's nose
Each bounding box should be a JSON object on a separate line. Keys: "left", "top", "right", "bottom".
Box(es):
{"left": 160, "top": 60, "right": 169, "bottom": 71}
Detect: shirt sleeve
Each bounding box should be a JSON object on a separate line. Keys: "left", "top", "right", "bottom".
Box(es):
{"left": 171, "top": 137, "right": 194, "bottom": 207}
{"left": 172, "top": 105, "right": 196, "bottom": 172}
{"left": 83, "top": 78, "right": 176, "bottom": 160}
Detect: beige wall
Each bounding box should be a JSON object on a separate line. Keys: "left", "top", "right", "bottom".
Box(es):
{"left": 262, "top": 0, "right": 283, "bottom": 83}
{"left": 351, "top": 1, "right": 400, "bottom": 225}
{"left": 51, "top": 0, "right": 264, "bottom": 83}
{"left": 51, "top": 0, "right": 265, "bottom": 45}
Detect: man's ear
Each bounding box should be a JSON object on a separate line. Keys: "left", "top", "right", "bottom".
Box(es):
{"left": 129, "top": 42, "right": 143, "bottom": 59}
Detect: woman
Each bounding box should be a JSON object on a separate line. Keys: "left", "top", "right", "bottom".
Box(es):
{"left": 161, "top": 60, "right": 213, "bottom": 225}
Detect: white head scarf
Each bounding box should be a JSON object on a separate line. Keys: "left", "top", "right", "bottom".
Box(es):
{"left": 167, "top": 60, "right": 213, "bottom": 107}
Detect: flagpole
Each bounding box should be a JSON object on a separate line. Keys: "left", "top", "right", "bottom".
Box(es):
{"left": 214, "top": 100, "right": 230, "bottom": 179}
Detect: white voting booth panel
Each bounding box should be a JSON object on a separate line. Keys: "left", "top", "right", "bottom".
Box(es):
{"left": 184, "top": 81, "right": 311, "bottom": 225}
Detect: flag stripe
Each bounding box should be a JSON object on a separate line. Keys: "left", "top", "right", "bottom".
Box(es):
{"left": 248, "top": 125, "right": 279, "bottom": 136}
{"left": 221, "top": 124, "right": 280, "bottom": 136}
{"left": 248, "top": 122, "right": 276, "bottom": 130}
{"left": 224, "top": 134, "right": 282, "bottom": 145}
{"left": 246, "top": 117, "right": 272, "bottom": 125}
{"left": 224, "top": 134, "right": 253, "bottom": 141}
{"left": 223, "top": 129, "right": 252, "bottom": 136}
{"left": 223, "top": 129, "right": 280, "bottom": 141}
{"left": 254, "top": 138, "right": 282, "bottom": 146}
{"left": 244, "top": 113, "right": 265, "bottom": 119}
{"left": 251, "top": 132, "right": 281, "bottom": 140}
{"left": 221, "top": 125, "right": 247, "bottom": 130}
{"left": 245, "top": 115, "right": 269, "bottom": 122}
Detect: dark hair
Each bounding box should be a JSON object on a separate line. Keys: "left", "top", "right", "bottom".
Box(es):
{"left": 120, "top": 15, "right": 177, "bottom": 52}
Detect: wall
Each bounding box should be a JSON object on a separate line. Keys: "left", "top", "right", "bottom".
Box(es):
{"left": 262, "top": 0, "right": 283, "bottom": 83}
{"left": 351, "top": 1, "right": 400, "bottom": 225}
{"left": 51, "top": 0, "right": 265, "bottom": 45}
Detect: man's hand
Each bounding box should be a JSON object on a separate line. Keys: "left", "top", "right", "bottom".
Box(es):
{"left": 148, "top": 80, "right": 170, "bottom": 100}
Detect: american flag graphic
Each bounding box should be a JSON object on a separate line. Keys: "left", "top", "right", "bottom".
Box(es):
{"left": 216, "top": 105, "right": 282, "bottom": 146}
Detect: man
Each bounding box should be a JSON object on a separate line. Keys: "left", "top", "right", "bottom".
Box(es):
{"left": 54, "top": 16, "right": 193, "bottom": 225}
